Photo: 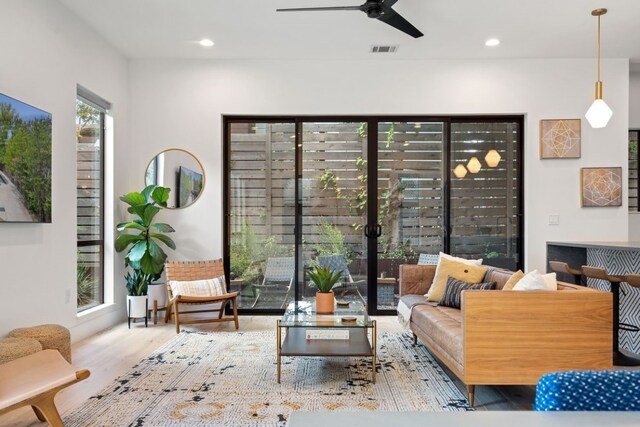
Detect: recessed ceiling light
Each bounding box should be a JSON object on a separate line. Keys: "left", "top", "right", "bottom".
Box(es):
{"left": 485, "top": 38, "right": 500, "bottom": 47}
{"left": 199, "top": 38, "right": 214, "bottom": 47}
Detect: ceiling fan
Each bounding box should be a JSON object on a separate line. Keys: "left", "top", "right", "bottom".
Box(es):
{"left": 276, "top": 0, "right": 423, "bottom": 39}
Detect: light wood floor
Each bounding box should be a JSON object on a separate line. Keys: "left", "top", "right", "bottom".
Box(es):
{"left": 1, "top": 315, "right": 535, "bottom": 426}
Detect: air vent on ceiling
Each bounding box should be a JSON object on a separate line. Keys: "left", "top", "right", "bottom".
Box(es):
{"left": 370, "top": 45, "right": 399, "bottom": 54}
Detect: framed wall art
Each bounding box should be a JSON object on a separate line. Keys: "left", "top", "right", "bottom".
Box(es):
{"left": 581, "top": 167, "right": 623, "bottom": 207}
{"left": 540, "top": 119, "right": 581, "bottom": 159}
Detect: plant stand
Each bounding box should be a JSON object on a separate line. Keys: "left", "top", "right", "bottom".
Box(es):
{"left": 127, "top": 296, "right": 149, "bottom": 329}
{"left": 146, "top": 282, "right": 167, "bottom": 325}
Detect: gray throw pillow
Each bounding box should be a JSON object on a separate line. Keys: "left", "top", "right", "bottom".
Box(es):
{"left": 439, "top": 276, "right": 497, "bottom": 309}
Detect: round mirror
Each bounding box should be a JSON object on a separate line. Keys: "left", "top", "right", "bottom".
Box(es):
{"left": 145, "top": 149, "right": 205, "bottom": 209}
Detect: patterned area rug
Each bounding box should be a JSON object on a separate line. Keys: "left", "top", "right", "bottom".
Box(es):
{"left": 64, "top": 331, "right": 471, "bottom": 426}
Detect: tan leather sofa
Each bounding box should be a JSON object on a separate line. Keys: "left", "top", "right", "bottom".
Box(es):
{"left": 399, "top": 264, "right": 613, "bottom": 406}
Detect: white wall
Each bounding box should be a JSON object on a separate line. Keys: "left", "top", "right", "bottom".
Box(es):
{"left": 0, "top": 0, "right": 129, "bottom": 340}
{"left": 630, "top": 71, "right": 640, "bottom": 240}
{"left": 128, "top": 58, "right": 630, "bottom": 272}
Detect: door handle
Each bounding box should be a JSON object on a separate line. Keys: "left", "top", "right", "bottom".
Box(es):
{"left": 364, "top": 224, "right": 370, "bottom": 238}
{"left": 375, "top": 224, "right": 382, "bottom": 237}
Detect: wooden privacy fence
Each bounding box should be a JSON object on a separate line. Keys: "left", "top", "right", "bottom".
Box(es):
{"left": 228, "top": 121, "right": 520, "bottom": 272}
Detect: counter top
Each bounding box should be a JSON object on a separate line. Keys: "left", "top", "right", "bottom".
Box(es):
{"left": 288, "top": 411, "right": 640, "bottom": 427}
{"left": 547, "top": 241, "right": 640, "bottom": 251}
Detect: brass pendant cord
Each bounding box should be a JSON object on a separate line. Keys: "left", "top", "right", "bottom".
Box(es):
{"left": 597, "top": 13, "right": 601, "bottom": 83}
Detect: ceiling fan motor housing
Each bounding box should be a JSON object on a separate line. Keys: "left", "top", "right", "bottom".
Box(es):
{"left": 363, "top": 1, "right": 384, "bottom": 18}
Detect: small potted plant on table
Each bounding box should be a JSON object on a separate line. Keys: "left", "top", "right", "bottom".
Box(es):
{"left": 307, "top": 265, "right": 342, "bottom": 314}
{"left": 115, "top": 185, "right": 176, "bottom": 327}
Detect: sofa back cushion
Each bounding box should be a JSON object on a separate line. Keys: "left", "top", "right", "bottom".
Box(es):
{"left": 485, "top": 267, "right": 517, "bottom": 290}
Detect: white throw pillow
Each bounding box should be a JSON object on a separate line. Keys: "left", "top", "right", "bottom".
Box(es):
{"left": 169, "top": 276, "right": 226, "bottom": 297}
{"left": 512, "top": 270, "right": 557, "bottom": 291}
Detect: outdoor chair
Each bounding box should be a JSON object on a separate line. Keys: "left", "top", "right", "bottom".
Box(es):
{"left": 251, "top": 256, "right": 295, "bottom": 308}
{"left": 165, "top": 259, "right": 239, "bottom": 333}
{"left": 317, "top": 254, "right": 366, "bottom": 304}
{"left": 418, "top": 253, "right": 439, "bottom": 265}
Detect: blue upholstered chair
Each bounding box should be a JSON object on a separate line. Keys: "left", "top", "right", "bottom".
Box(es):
{"left": 534, "top": 370, "right": 640, "bottom": 411}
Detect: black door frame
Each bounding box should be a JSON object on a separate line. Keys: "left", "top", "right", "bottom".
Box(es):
{"left": 223, "top": 115, "right": 524, "bottom": 315}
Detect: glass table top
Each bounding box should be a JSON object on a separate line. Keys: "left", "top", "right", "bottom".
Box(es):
{"left": 280, "top": 300, "right": 372, "bottom": 328}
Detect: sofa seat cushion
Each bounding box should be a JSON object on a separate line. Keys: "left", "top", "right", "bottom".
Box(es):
{"left": 411, "top": 304, "right": 463, "bottom": 366}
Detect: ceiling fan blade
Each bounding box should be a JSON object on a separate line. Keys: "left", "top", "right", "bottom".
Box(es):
{"left": 276, "top": 6, "right": 362, "bottom": 12}
{"left": 378, "top": 8, "right": 423, "bottom": 38}
{"left": 382, "top": 0, "right": 398, "bottom": 7}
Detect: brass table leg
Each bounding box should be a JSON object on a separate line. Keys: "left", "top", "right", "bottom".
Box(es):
{"left": 277, "top": 319, "right": 282, "bottom": 384}
{"left": 372, "top": 319, "right": 377, "bottom": 384}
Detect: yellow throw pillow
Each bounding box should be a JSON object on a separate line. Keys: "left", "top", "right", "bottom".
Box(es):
{"left": 426, "top": 257, "right": 489, "bottom": 302}
{"left": 502, "top": 270, "right": 525, "bottom": 291}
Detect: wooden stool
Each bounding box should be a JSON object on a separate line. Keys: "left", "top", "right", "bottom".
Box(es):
{"left": 549, "top": 261, "right": 583, "bottom": 285}
{"left": 0, "top": 337, "right": 42, "bottom": 365}
{"left": 9, "top": 324, "right": 72, "bottom": 363}
{"left": 581, "top": 266, "right": 637, "bottom": 366}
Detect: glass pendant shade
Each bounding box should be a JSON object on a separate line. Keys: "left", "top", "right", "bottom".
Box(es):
{"left": 585, "top": 98, "right": 613, "bottom": 129}
{"left": 453, "top": 164, "right": 468, "bottom": 178}
{"left": 467, "top": 157, "right": 482, "bottom": 174}
{"left": 484, "top": 149, "right": 501, "bottom": 167}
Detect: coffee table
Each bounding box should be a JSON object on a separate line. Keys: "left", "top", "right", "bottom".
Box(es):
{"left": 277, "top": 300, "right": 377, "bottom": 383}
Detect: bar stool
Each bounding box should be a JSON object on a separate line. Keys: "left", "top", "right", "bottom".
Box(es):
{"left": 582, "top": 266, "right": 639, "bottom": 366}
{"left": 549, "top": 261, "right": 583, "bottom": 286}
{"left": 619, "top": 274, "right": 640, "bottom": 365}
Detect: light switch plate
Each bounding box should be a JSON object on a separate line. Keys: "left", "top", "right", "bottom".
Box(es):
{"left": 548, "top": 214, "right": 560, "bottom": 225}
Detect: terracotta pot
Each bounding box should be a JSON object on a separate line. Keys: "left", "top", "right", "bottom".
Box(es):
{"left": 316, "top": 291, "right": 335, "bottom": 314}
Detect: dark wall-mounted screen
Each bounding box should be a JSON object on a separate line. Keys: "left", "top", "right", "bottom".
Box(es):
{"left": 0, "top": 93, "right": 52, "bottom": 223}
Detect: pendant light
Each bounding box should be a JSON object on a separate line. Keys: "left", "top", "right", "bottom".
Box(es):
{"left": 453, "top": 164, "right": 468, "bottom": 178}
{"left": 585, "top": 8, "right": 613, "bottom": 129}
{"left": 467, "top": 157, "right": 482, "bottom": 174}
{"left": 484, "top": 149, "right": 501, "bottom": 167}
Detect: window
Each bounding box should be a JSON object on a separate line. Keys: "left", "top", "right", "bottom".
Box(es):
{"left": 76, "top": 87, "right": 109, "bottom": 312}
{"left": 630, "top": 130, "right": 639, "bottom": 212}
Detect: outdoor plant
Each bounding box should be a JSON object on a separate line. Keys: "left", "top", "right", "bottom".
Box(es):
{"left": 77, "top": 258, "right": 96, "bottom": 306}
{"left": 115, "top": 185, "right": 176, "bottom": 296}
{"left": 307, "top": 265, "right": 343, "bottom": 294}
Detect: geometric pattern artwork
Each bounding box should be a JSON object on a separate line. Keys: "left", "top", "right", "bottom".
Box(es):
{"left": 586, "top": 248, "right": 640, "bottom": 354}
{"left": 581, "top": 167, "right": 623, "bottom": 207}
{"left": 64, "top": 331, "right": 471, "bottom": 426}
{"left": 540, "top": 119, "right": 581, "bottom": 159}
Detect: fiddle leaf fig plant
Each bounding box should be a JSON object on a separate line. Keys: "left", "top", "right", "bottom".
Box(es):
{"left": 115, "top": 185, "right": 176, "bottom": 296}
{"left": 307, "top": 265, "right": 343, "bottom": 294}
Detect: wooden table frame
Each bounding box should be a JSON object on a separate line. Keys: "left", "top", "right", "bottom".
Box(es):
{"left": 276, "top": 319, "right": 377, "bottom": 384}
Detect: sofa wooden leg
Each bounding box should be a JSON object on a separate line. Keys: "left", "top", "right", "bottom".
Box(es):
{"left": 412, "top": 333, "right": 417, "bottom": 345}
{"left": 466, "top": 384, "right": 475, "bottom": 407}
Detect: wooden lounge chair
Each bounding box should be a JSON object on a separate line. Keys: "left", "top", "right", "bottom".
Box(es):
{"left": 165, "top": 259, "right": 240, "bottom": 333}
{"left": 0, "top": 349, "right": 90, "bottom": 427}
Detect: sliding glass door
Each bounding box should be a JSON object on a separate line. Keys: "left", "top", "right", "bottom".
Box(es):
{"left": 449, "top": 121, "right": 522, "bottom": 271}
{"left": 225, "top": 116, "right": 523, "bottom": 313}
{"left": 375, "top": 121, "right": 444, "bottom": 310}
{"left": 301, "top": 122, "right": 368, "bottom": 307}
{"left": 227, "top": 122, "right": 296, "bottom": 310}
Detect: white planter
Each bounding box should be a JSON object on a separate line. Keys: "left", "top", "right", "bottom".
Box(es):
{"left": 127, "top": 295, "right": 148, "bottom": 319}
{"left": 147, "top": 282, "right": 167, "bottom": 309}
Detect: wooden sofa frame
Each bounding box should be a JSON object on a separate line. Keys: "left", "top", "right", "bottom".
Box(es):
{"left": 400, "top": 264, "right": 613, "bottom": 406}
